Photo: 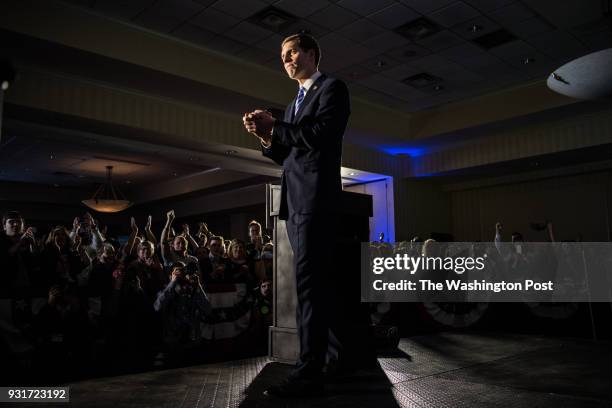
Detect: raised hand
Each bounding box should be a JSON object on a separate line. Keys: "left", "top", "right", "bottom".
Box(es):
{"left": 182, "top": 223, "right": 190, "bottom": 236}
{"left": 145, "top": 215, "right": 152, "bottom": 231}
{"left": 171, "top": 268, "right": 182, "bottom": 282}
{"left": 166, "top": 210, "right": 175, "bottom": 222}
{"left": 130, "top": 217, "right": 138, "bottom": 233}
{"left": 21, "top": 227, "right": 34, "bottom": 242}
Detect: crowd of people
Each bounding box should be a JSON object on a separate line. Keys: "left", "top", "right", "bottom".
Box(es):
{"left": 0, "top": 209, "right": 274, "bottom": 383}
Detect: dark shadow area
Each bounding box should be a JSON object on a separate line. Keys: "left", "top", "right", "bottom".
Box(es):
{"left": 240, "top": 362, "right": 399, "bottom": 408}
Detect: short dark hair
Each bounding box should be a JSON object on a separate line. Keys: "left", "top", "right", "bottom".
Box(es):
{"left": 282, "top": 33, "right": 321, "bottom": 67}
{"left": 2, "top": 210, "right": 22, "bottom": 225}
{"left": 209, "top": 235, "right": 225, "bottom": 246}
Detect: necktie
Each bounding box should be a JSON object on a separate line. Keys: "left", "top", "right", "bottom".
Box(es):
{"left": 294, "top": 86, "right": 305, "bottom": 116}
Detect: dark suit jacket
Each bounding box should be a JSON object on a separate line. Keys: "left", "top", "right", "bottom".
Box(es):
{"left": 262, "top": 74, "right": 350, "bottom": 220}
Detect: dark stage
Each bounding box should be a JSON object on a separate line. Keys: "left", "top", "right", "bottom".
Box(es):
{"left": 19, "top": 332, "right": 610, "bottom": 408}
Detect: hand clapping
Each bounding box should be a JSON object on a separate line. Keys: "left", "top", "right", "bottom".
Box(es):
{"left": 242, "top": 110, "right": 275, "bottom": 145}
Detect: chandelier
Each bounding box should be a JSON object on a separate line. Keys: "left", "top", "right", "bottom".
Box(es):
{"left": 82, "top": 166, "right": 132, "bottom": 213}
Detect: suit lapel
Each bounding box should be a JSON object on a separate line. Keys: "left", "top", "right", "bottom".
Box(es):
{"left": 293, "top": 74, "right": 326, "bottom": 123}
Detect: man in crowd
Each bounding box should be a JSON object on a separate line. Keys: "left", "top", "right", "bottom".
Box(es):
{"left": 202, "top": 235, "right": 230, "bottom": 283}
{"left": 154, "top": 262, "right": 211, "bottom": 362}
{"left": 0, "top": 211, "right": 37, "bottom": 298}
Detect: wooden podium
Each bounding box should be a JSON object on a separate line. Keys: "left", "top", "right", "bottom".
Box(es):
{"left": 266, "top": 184, "right": 372, "bottom": 362}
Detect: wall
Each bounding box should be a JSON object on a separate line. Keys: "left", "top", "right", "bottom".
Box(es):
{"left": 393, "top": 178, "right": 452, "bottom": 241}
{"left": 449, "top": 170, "right": 611, "bottom": 242}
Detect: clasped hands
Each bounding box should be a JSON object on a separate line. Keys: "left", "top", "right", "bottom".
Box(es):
{"left": 243, "top": 110, "right": 275, "bottom": 147}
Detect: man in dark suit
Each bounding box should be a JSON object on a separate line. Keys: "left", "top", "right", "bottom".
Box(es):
{"left": 243, "top": 33, "right": 350, "bottom": 397}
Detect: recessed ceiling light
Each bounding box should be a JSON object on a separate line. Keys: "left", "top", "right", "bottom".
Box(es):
{"left": 249, "top": 6, "right": 297, "bottom": 32}
{"left": 402, "top": 72, "right": 442, "bottom": 88}
{"left": 472, "top": 29, "right": 517, "bottom": 50}
{"left": 394, "top": 17, "right": 441, "bottom": 41}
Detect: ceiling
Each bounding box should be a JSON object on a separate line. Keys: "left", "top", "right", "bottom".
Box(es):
{"left": 0, "top": 115, "right": 387, "bottom": 200}
{"left": 1, "top": 0, "right": 611, "bottom": 202}
{"left": 60, "top": 0, "right": 612, "bottom": 112}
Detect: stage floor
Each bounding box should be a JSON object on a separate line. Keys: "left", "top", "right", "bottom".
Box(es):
{"left": 30, "top": 332, "right": 612, "bottom": 407}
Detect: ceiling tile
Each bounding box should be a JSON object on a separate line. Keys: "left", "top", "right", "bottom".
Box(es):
{"left": 357, "top": 74, "right": 424, "bottom": 100}
{"left": 490, "top": 39, "right": 534, "bottom": 59}
{"left": 135, "top": 0, "right": 204, "bottom": 32}
{"left": 336, "top": 0, "right": 396, "bottom": 16}
{"left": 428, "top": 2, "right": 480, "bottom": 28}
{"left": 527, "top": 0, "right": 602, "bottom": 31}
{"left": 488, "top": 2, "right": 536, "bottom": 26}
{"left": 416, "top": 30, "right": 464, "bottom": 51}
{"left": 451, "top": 16, "right": 500, "bottom": 40}
{"left": 275, "top": 0, "right": 330, "bottom": 18}
{"left": 412, "top": 53, "right": 460, "bottom": 71}
{"left": 334, "top": 65, "right": 375, "bottom": 81}
{"left": 212, "top": 0, "right": 269, "bottom": 19}
{"left": 569, "top": 17, "right": 609, "bottom": 39}
{"left": 359, "top": 54, "right": 404, "bottom": 72}
{"left": 224, "top": 21, "right": 274, "bottom": 45}
{"left": 507, "top": 16, "right": 555, "bottom": 40}
{"left": 190, "top": 7, "right": 240, "bottom": 34}
{"left": 384, "top": 43, "right": 431, "bottom": 63}
{"left": 205, "top": 35, "right": 249, "bottom": 54}
{"left": 337, "top": 18, "right": 386, "bottom": 43}
{"left": 432, "top": 64, "right": 484, "bottom": 82}
{"left": 379, "top": 63, "right": 422, "bottom": 80}
{"left": 398, "top": 0, "right": 455, "bottom": 14}
{"left": 489, "top": 40, "right": 553, "bottom": 69}
{"left": 457, "top": 52, "right": 515, "bottom": 75}
{"left": 307, "top": 4, "right": 360, "bottom": 30}
{"left": 279, "top": 20, "right": 330, "bottom": 38}
{"left": 171, "top": 24, "right": 218, "bottom": 46}
{"left": 361, "top": 31, "right": 411, "bottom": 52}
{"left": 367, "top": 3, "right": 420, "bottom": 29}
{"left": 576, "top": 31, "right": 612, "bottom": 52}
{"left": 253, "top": 33, "right": 285, "bottom": 53}
{"left": 438, "top": 42, "right": 487, "bottom": 63}
{"left": 93, "top": 0, "right": 154, "bottom": 20}
{"left": 317, "top": 33, "right": 378, "bottom": 71}
{"left": 463, "top": 0, "right": 514, "bottom": 12}
{"left": 528, "top": 30, "right": 588, "bottom": 61}
{"left": 136, "top": 14, "right": 182, "bottom": 33}
{"left": 193, "top": 0, "right": 218, "bottom": 5}
{"left": 235, "top": 47, "right": 278, "bottom": 64}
